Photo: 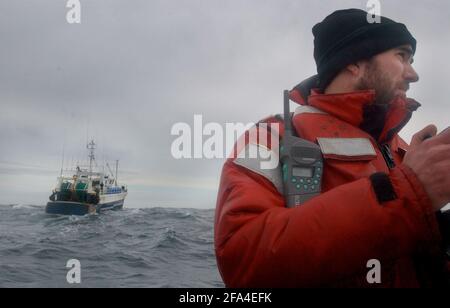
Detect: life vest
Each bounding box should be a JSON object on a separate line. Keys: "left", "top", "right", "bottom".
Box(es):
{"left": 214, "top": 84, "right": 449, "bottom": 287}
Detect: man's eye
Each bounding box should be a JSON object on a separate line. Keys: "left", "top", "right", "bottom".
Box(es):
{"left": 397, "top": 52, "right": 413, "bottom": 63}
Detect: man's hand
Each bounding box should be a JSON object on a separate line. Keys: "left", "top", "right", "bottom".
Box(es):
{"left": 403, "top": 125, "right": 450, "bottom": 211}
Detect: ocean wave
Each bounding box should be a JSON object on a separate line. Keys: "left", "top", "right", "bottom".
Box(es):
{"left": 0, "top": 205, "right": 223, "bottom": 288}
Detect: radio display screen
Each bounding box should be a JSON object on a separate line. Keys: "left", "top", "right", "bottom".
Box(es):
{"left": 292, "top": 167, "right": 313, "bottom": 178}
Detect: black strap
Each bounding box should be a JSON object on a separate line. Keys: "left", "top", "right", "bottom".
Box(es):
{"left": 370, "top": 172, "right": 398, "bottom": 204}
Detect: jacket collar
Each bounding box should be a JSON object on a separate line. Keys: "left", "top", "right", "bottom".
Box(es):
{"left": 290, "top": 87, "right": 420, "bottom": 144}
{"left": 308, "top": 89, "right": 376, "bottom": 127}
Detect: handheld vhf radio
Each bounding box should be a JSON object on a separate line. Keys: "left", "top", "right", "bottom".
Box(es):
{"left": 280, "top": 90, "right": 324, "bottom": 208}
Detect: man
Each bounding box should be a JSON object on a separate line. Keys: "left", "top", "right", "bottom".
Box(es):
{"left": 214, "top": 9, "right": 450, "bottom": 287}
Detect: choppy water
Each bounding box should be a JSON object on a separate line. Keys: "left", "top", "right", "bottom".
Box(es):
{"left": 0, "top": 204, "right": 224, "bottom": 288}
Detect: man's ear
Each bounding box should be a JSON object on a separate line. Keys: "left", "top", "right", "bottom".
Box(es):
{"left": 346, "top": 63, "right": 361, "bottom": 76}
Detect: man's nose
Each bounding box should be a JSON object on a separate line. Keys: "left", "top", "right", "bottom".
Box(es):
{"left": 405, "top": 63, "right": 419, "bottom": 83}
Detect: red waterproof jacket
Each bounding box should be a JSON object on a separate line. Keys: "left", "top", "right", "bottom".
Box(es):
{"left": 215, "top": 86, "right": 449, "bottom": 287}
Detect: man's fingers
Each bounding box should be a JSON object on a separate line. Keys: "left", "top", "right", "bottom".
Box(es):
{"left": 427, "top": 126, "right": 450, "bottom": 146}
{"left": 427, "top": 144, "right": 450, "bottom": 162}
{"left": 410, "top": 125, "right": 437, "bottom": 147}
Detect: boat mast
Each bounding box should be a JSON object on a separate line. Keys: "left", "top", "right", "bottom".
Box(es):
{"left": 87, "top": 140, "right": 96, "bottom": 174}
{"left": 60, "top": 139, "right": 66, "bottom": 177}
{"left": 115, "top": 160, "right": 119, "bottom": 185}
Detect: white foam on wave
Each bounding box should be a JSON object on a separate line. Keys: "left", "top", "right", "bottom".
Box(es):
{"left": 11, "top": 204, "right": 32, "bottom": 209}
{"left": 10, "top": 204, "right": 44, "bottom": 210}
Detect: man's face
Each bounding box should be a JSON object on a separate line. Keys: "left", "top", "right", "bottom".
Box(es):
{"left": 355, "top": 45, "right": 419, "bottom": 105}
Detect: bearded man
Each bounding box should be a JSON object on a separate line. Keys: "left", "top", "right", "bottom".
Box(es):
{"left": 214, "top": 8, "right": 450, "bottom": 288}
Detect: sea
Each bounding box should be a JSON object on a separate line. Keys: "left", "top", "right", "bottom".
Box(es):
{"left": 0, "top": 204, "right": 224, "bottom": 288}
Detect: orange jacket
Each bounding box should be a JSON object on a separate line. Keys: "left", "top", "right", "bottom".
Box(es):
{"left": 214, "top": 86, "right": 449, "bottom": 287}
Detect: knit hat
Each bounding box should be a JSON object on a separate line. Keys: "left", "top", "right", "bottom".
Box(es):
{"left": 313, "top": 8, "right": 416, "bottom": 89}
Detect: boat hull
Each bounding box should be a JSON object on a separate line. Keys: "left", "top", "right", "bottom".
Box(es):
{"left": 45, "top": 200, "right": 124, "bottom": 216}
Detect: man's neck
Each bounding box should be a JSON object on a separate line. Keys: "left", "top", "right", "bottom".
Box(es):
{"left": 323, "top": 73, "right": 357, "bottom": 95}
{"left": 324, "top": 81, "right": 355, "bottom": 95}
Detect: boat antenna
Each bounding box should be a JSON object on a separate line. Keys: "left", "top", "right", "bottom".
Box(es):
{"left": 60, "top": 134, "right": 66, "bottom": 177}
{"left": 86, "top": 118, "right": 90, "bottom": 148}
{"left": 87, "top": 140, "right": 96, "bottom": 174}
{"left": 115, "top": 160, "right": 119, "bottom": 185}
{"left": 106, "top": 162, "right": 115, "bottom": 179}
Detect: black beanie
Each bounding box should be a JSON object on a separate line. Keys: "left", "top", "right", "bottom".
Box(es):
{"left": 313, "top": 8, "right": 417, "bottom": 89}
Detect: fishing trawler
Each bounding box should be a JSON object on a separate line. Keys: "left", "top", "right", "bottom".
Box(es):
{"left": 46, "top": 140, "right": 128, "bottom": 216}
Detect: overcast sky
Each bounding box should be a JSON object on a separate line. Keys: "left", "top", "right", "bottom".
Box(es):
{"left": 0, "top": 0, "right": 449, "bottom": 208}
